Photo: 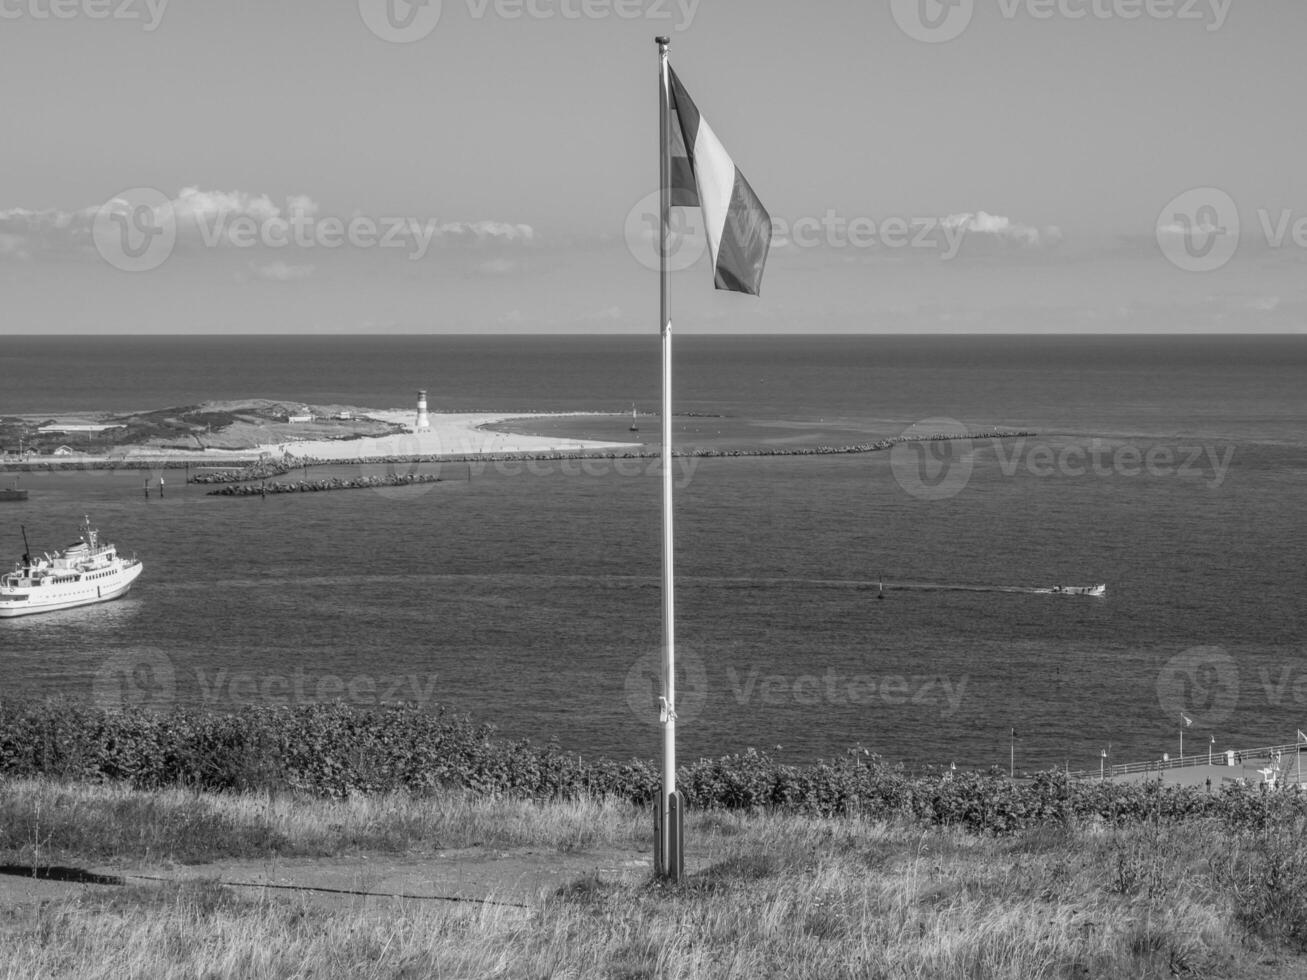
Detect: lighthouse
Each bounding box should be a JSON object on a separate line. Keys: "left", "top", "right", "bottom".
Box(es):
{"left": 416, "top": 389, "right": 430, "bottom": 430}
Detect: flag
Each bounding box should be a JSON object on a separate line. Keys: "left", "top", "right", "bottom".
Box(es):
{"left": 1210, "top": 735, "right": 1216, "bottom": 744}
{"left": 1182, "top": 714, "right": 1193, "bottom": 727}
{"left": 1299, "top": 730, "right": 1306, "bottom": 743}
{"left": 667, "top": 67, "right": 771, "bottom": 295}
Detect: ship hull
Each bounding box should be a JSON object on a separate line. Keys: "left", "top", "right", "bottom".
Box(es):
{"left": 0, "top": 562, "right": 142, "bottom": 618}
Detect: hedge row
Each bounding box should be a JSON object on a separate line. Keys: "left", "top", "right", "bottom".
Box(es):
{"left": 1, "top": 699, "right": 1302, "bottom": 834}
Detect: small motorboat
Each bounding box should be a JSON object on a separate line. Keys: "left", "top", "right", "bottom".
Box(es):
{"left": 1035, "top": 584, "right": 1107, "bottom": 597}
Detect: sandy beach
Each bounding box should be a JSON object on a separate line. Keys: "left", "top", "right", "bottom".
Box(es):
{"left": 256, "top": 411, "right": 640, "bottom": 460}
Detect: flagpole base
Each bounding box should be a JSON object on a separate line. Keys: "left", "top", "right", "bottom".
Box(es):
{"left": 653, "top": 791, "right": 684, "bottom": 881}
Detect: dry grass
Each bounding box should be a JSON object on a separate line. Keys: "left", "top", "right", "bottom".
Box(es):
{"left": 0, "top": 778, "right": 646, "bottom": 865}
{"left": 2, "top": 780, "right": 1306, "bottom": 978}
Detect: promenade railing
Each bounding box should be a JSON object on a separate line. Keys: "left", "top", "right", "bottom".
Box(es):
{"left": 1069, "top": 742, "right": 1306, "bottom": 783}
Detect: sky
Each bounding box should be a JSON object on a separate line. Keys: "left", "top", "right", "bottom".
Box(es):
{"left": 3, "top": 0, "right": 1307, "bottom": 334}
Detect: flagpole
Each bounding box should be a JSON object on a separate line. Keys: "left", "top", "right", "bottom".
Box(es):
{"left": 655, "top": 34, "right": 682, "bottom": 882}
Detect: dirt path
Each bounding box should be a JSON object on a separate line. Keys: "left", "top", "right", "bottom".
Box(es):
{"left": 0, "top": 845, "right": 660, "bottom": 920}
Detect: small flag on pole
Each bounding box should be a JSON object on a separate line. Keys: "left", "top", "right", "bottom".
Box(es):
{"left": 667, "top": 67, "right": 771, "bottom": 295}
{"left": 1299, "top": 730, "right": 1306, "bottom": 743}
{"left": 1182, "top": 714, "right": 1193, "bottom": 727}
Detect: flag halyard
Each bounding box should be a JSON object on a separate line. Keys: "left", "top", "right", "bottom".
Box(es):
{"left": 667, "top": 67, "right": 771, "bottom": 296}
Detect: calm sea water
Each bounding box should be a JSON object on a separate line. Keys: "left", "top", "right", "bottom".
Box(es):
{"left": 1, "top": 334, "right": 1304, "bottom": 772}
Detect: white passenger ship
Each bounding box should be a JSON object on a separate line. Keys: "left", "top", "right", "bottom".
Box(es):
{"left": 0, "top": 519, "right": 143, "bottom": 617}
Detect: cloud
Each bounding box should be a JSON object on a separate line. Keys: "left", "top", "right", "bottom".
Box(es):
{"left": 942, "top": 210, "right": 1062, "bottom": 248}
{"left": 431, "top": 220, "right": 535, "bottom": 245}
{"left": 476, "top": 257, "right": 518, "bottom": 275}
{"left": 0, "top": 188, "right": 537, "bottom": 261}
{"left": 251, "top": 261, "right": 316, "bottom": 281}
{"left": 0, "top": 204, "right": 101, "bottom": 256}
{"left": 0, "top": 232, "right": 31, "bottom": 259}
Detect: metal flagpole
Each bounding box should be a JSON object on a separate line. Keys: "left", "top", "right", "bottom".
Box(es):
{"left": 655, "top": 34, "right": 682, "bottom": 882}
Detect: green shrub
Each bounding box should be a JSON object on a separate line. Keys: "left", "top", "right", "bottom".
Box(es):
{"left": 4, "top": 697, "right": 1307, "bottom": 834}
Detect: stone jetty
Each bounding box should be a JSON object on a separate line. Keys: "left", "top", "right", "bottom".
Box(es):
{"left": 207, "top": 472, "right": 442, "bottom": 496}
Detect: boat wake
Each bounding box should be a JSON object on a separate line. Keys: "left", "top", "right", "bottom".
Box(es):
{"left": 886, "top": 581, "right": 1106, "bottom": 597}
{"left": 170, "top": 574, "right": 1105, "bottom": 596}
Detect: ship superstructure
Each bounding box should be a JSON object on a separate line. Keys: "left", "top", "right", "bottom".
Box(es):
{"left": 0, "top": 518, "right": 143, "bottom": 617}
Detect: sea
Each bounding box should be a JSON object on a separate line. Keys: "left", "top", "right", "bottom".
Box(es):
{"left": 1, "top": 334, "right": 1304, "bottom": 773}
